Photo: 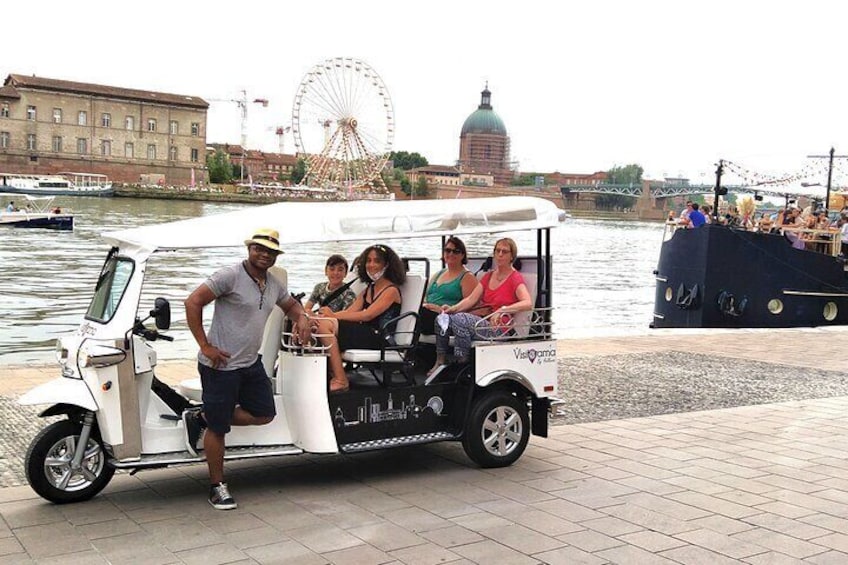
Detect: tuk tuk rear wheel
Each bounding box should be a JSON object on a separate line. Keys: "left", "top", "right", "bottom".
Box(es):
{"left": 25, "top": 419, "right": 115, "bottom": 504}
{"left": 462, "top": 391, "right": 529, "bottom": 468}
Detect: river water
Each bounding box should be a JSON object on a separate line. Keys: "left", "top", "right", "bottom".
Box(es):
{"left": 0, "top": 196, "right": 665, "bottom": 365}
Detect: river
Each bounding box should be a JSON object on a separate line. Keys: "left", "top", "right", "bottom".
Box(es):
{"left": 0, "top": 196, "right": 665, "bottom": 365}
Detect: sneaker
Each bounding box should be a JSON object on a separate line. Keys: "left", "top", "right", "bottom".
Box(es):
{"left": 182, "top": 409, "right": 204, "bottom": 457}
{"left": 209, "top": 482, "right": 237, "bottom": 510}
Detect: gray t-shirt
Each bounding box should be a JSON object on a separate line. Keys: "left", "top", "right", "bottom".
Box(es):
{"left": 198, "top": 262, "right": 291, "bottom": 370}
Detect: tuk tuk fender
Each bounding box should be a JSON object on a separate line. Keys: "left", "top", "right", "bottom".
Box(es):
{"left": 19, "top": 376, "right": 98, "bottom": 413}
{"left": 476, "top": 370, "right": 537, "bottom": 397}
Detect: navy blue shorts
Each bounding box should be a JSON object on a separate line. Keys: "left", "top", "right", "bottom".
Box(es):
{"left": 198, "top": 357, "right": 276, "bottom": 434}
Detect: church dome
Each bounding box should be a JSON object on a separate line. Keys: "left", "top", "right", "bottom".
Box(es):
{"left": 461, "top": 86, "right": 507, "bottom": 136}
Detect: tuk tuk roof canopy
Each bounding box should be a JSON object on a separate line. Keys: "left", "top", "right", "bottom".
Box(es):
{"left": 103, "top": 196, "right": 566, "bottom": 251}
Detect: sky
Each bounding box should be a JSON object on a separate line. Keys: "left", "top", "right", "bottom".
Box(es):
{"left": 5, "top": 0, "right": 848, "bottom": 187}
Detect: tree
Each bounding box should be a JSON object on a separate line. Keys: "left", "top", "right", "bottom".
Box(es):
{"left": 595, "top": 164, "right": 644, "bottom": 210}
{"left": 206, "top": 149, "right": 233, "bottom": 184}
{"left": 414, "top": 175, "right": 429, "bottom": 197}
{"left": 511, "top": 173, "right": 543, "bottom": 187}
{"left": 389, "top": 151, "right": 429, "bottom": 170}
{"left": 290, "top": 158, "right": 307, "bottom": 185}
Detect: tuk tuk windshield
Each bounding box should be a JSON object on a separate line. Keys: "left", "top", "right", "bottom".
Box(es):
{"left": 85, "top": 254, "right": 134, "bottom": 323}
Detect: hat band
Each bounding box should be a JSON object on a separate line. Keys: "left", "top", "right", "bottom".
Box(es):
{"left": 254, "top": 234, "right": 279, "bottom": 246}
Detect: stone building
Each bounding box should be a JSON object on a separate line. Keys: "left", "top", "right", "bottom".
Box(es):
{"left": 406, "top": 165, "right": 494, "bottom": 188}
{"left": 457, "top": 85, "right": 514, "bottom": 186}
{"left": 0, "top": 74, "right": 208, "bottom": 185}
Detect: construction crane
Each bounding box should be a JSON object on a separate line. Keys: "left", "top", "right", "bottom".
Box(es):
{"left": 207, "top": 90, "right": 268, "bottom": 182}
{"left": 271, "top": 125, "right": 291, "bottom": 154}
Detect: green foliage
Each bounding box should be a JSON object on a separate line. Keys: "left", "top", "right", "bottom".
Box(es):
{"left": 206, "top": 150, "right": 233, "bottom": 184}
{"left": 414, "top": 175, "right": 429, "bottom": 197}
{"left": 400, "top": 176, "right": 411, "bottom": 195}
{"left": 595, "top": 164, "right": 644, "bottom": 209}
{"left": 511, "top": 173, "right": 543, "bottom": 187}
{"left": 607, "top": 164, "right": 643, "bottom": 185}
{"left": 291, "top": 158, "right": 307, "bottom": 185}
{"left": 389, "top": 151, "right": 429, "bottom": 170}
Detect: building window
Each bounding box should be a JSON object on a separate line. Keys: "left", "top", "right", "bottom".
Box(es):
{"left": 78, "top": 111, "right": 87, "bottom": 126}
{"left": 26, "top": 106, "right": 36, "bottom": 121}
{"left": 147, "top": 144, "right": 156, "bottom": 160}
{"left": 101, "top": 140, "right": 111, "bottom": 156}
{"left": 101, "top": 113, "right": 111, "bottom": 128}
{"left": 190, "top": 148, "right": 199, "bottom": 162}
{"left": 169, "top": 145, "right": 177, "bottom": 161}
{"left": 191, "top": 122, "right": 200, "bottom": 136}
{"left": 125, "top": 116, "right": 134, "bottom": 130}
{"left": 53, "top": 108, "right": 62, "bottom": 123}
{"left": 147, "top": 118, "right": 157, "bottom": 132}
{"left": 77, "top": 138, "right": 88, "bottom": 154}
{"left": 169, "top": 120, "right": 178, "bottom": 135}
{"left": 27, "top": 134, "right": 36, "bottom": 150}
{"left": 52, "top": 136, "right": 62, "bottom": 152}
{"left": 125, "top": 142, "right": 134, "bottom": 158}
{"left": 0, "top": 104, "right": 8, "bottom": 118}
{"left": 0, "top": 131, "right": 9, "bottom": 148}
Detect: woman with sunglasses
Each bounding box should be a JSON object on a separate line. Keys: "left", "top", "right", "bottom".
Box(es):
{"left": 431, "top": 237, "right": 532, "bottom": 373}
{"left": 310, "top": 244, "right": 406, "bottom": 393}
{"left": 420, "top": 236, "right": 479, "bottom": 337}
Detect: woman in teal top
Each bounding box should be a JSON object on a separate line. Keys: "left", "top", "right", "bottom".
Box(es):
{"left": 420, "top": 236, "right": 479, "bottom": 335}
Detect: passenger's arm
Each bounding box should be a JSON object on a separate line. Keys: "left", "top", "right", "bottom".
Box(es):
{"left": 460, "top": 271, "right": 480, "bottom": 299}
{"left": 185, "top": 284, "right": 230, "bottom": 367}
{"left": 318, "top": 292, "right": 364, "bottom": 318}
{"left": 500, "top": 283, "right": 533, "bottom": 313}
{"left": 280, "top": 295, "right": 312, "bottom": 344}
{"left": 334, "top": 287, "right": 399, "bottom": 322}
{"left": 446, "top": 284, "right": 484, "bottom": 314}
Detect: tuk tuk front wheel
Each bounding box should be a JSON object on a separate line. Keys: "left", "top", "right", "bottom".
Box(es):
{"left": 462, "top": 391, "right": 530, "bottom": 468}
{"left": 25, "top": 419, "right": 115, "bottom": 504}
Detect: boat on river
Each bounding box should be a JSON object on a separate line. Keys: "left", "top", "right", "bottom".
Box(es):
{"left": 0, "top": 172, "right": 113, "bottom": 196}
{"left": 0, "top": 195, "right": 73, "bottom": 230}
{"left": 652, "top": 160, "right": 848, "bottom": 329}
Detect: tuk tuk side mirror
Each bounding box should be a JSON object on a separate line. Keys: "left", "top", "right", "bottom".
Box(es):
{"left": 151, "top": 297, "right": 171, "bottom": 330}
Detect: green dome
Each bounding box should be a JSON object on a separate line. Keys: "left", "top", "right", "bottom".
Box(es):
{"left": 461, "top": 86, "right": 507, "bottom": 136}
{"left": 461, "top": 109, "right": 507, "bottom": 136}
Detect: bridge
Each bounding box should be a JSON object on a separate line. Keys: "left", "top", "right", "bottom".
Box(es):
{"left": 558, "top": 183, "right": 807, "bottom": 199}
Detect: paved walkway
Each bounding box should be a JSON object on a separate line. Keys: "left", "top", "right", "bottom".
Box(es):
{"left": 1, "top": 328, "right": 847, "bottom": 564}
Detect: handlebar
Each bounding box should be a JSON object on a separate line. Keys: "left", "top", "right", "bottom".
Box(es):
{"left": 132, "top": 321, "right": 173, "bottom": 342}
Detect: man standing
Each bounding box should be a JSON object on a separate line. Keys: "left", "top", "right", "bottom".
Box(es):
{"left": 184, "top": 228, "right": 311, "bottom": 510}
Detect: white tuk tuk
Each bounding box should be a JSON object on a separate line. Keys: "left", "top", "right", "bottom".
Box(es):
{"left": 19, "top": 196, "right": 566, "bottom": 503}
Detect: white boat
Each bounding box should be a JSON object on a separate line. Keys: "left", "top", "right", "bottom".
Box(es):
{"left": 0, "top": 194, "right": 74, "bottom": 230}
{"left": 0, "top": 172, "right": 113, "bottom": 196}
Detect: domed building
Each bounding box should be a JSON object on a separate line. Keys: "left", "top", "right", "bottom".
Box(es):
{"left": 458, "top": 85, "right": 514, "bottom": 186}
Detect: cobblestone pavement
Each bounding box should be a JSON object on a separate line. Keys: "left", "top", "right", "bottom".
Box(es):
{"left": 3, "top": 350, "right": 847, "bottom": 489}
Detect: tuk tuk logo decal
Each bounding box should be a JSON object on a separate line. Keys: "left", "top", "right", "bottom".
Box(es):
{"left": 513, "top": 346, "right": 556, "bottom": 365}
{"left": 334, "top": 392, "right": 445, "bottom": 428}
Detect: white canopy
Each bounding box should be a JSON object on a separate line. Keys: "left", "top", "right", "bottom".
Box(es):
{"left": 103, "top": 196, "right": 566, "bottom": 252}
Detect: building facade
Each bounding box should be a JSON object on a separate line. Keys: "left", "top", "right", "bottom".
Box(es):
{"left": 0, "top": 74, "right": 208, "bottom": 185}
{"left": 457, "top": 86, "right": 514, "bottom": 186}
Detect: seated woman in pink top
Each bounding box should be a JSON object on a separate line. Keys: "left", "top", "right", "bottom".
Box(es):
{"left": 432, "top": 237, "right": 532, "bottom": 370}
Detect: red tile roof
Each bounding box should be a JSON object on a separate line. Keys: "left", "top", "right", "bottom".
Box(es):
{"left": 5, "top": 74, "right": 208, "bottom": 109}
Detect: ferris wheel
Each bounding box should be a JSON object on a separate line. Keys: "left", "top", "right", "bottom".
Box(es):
{"left": 291, "top": 57, "right": 395, "bottom": 192}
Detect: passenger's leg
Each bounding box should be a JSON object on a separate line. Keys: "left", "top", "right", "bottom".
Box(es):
{"left": 314, "top": 318, "right": 348, "bottom": 392}
{"left": 429, "top": 317, "right": 450, "bottom": 375}
{"left": 450, "top": 313, "right": 482, "bottom": 361}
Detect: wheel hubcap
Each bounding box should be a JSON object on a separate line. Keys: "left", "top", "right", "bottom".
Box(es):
{"left": 43, "top": 435, "right": 106, "bottom": 491}
{"left": 481, "top": 405, "right": 522, "bottom": 457}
